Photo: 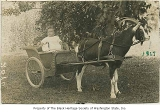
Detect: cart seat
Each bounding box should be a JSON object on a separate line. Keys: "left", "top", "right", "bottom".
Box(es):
{"left": 23, "top": 46, "right": 76, "bottom": 70}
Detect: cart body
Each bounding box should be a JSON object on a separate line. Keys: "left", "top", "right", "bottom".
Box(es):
{"left": 23, "top": 46, "right": 78, "bottom": 88}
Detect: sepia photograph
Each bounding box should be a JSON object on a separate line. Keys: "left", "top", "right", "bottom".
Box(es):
{"left": 0, "top": 0, "right": 159, "bottom": 105}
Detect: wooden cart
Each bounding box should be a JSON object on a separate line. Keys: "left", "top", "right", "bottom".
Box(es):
{"left": 23, "top": 46, "right": 78, "bottom": 88}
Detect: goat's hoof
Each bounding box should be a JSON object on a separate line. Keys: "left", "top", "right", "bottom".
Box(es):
{"left": 110, "top": 94, "right": 116, "bottom": 99}
{"left": 77, "top": 89, "right": 82, "bottom": 92}
{"left": 116, "top": 91, "right": 121, "bottom": 95}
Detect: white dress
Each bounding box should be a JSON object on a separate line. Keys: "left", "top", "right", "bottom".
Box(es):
{"left": 41, "top": 36, "right": 61, "bottom": 51}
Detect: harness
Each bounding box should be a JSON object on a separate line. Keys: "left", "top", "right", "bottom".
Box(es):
{"left": 77, "top": 17, "right": 143, "bottom": 62}
{"left": 81, "top": 39, "right": 88, "bottom": 62}
{"left": 77, "top": 35, "right": 142, "bottom": 62}
{"left": 77, "top": 39, "right": 99, "bottom": 62}
{"left": 77, "top": 38, "right": 142, "bottom": 63}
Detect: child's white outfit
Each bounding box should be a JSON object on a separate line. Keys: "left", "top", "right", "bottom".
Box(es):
{"left": 41, "top": 36, "right": 61, "bottom": 51}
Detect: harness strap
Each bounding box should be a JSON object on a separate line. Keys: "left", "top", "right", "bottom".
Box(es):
{"left": 102, "top": 55, "right": 124, "bottom": 61}
{"left": 81, "top": 39, "right": 88, "bottom": 62}
{"left": 108, "top": 33, "right": 116, "bottom": 55}
{"left": 98, "top": 38, "right": 103, "bottom": 61}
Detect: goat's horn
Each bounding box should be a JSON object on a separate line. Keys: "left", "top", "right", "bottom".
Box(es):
{"left": 120, "top": 18, "right": 139, "bottom": 24}
{"left": 132, "top": 22, "right": 141, "bottom": 32}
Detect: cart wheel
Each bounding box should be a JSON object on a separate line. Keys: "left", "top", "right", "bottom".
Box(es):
{"left": 60, "top": 72, "right": 76, "bottom": 81}
{"left": 26, "top": 57, "right": 45, "bottom": 88}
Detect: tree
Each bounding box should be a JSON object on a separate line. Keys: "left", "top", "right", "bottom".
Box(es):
{"left": 2, "top": 2, "right": 36, "bottom": 16}
{"left": 2, "top": 1, "right": 41, "bottom": 51}
{"left": 36, "top": 1, "right": 151, "bottom": 43}
{"left": 2, "top": 1, "right": 152, "bottom": 43}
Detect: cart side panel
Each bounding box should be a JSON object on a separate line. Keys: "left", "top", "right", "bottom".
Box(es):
{"left": 25, "top": 48, "right": 40, "bottom": 59}
{"left": 24, "top": 48, "right": 44, "bottom": 76}
{"left": 55, "top": 52, "right": 78, "bottom": 74}
{"left": 39, "top": 52, "right": 56, "bottom": 70}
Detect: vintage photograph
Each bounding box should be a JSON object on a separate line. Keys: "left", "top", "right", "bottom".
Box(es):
{"left": 1, "top": 1, "right": 159, "bottom": 104}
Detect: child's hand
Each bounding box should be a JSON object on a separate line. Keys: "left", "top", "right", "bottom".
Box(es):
{"left": 59, "top": 41, "right": 62, "bottom": 45}
{"left": 37, "top": 42, "right": 41, "bottom": 46}
{"left": 45, "top": 42, "right": 49, "bottom": 45}
{"left": 37, "top": 42, "right": 47, "bottom": 47}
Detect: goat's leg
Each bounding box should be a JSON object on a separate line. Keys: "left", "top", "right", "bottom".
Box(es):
{"left": 110, "top": 77, "right": 116, "bottom": 98}
{"left": 109, "top": 66, "right": 117, "bottom": 98}
{"left": 114, "top": 69, "right": 121, "bottom": 95}
{"left": 76, "top": 65, "right": 86, "bottom": 92}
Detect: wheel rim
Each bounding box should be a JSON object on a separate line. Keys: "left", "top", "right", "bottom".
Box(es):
{"left": 26, "top": 57, "right": 44, "bottom": 88}
{"left": 60, "top": 72, "right": 76, "bottom": 81}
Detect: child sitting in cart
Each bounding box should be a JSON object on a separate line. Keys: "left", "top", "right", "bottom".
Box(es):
{"left": 39, "top": 27, "right": 62, "bottom": 52}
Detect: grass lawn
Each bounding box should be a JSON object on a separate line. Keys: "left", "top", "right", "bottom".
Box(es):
{"left": 1, "top": 55, "right": 159, "bottom": 104}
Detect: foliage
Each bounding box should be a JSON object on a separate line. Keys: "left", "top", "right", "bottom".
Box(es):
{"left": 2, "top": 2, "right": 36, "bottom": 16}
{"left": 36, "top": 1, "right": 151, "bottom": 43}
{"left": 2, "top": 7, "right": 21, "bottom": 16}
{"left": 18, "top": 2, "right": 36, "bottom": 12}
{"left": 2, "top": 1, "right": 152, "bottom": 43}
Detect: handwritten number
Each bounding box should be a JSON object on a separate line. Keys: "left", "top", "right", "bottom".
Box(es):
{"left": 146, "top": 51, "right": 149, "bottom": 56}
{"left": 142, "top": 51, "right": 156, "bottom": 56}
{"left": 153, "top": 51, "right": 156, "bottom": 56}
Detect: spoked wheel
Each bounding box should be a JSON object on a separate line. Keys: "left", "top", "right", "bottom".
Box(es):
{"left": 60, "top": 72, "right": 76, "bottom": 81}
{"left": 26, "top": 57, "right": 45, "bottom": 88}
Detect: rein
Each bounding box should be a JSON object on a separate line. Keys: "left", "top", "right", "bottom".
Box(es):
{"left": 78, "top": 40, "right": 99, "bottom": 54}
{"left": 76, "top": 17, "right": 146, "bottom": 62}
{"left": 78, "top": 38, "right": 141, "bottom": 54}
{"left": 104, "top": 39, "right": 141, "bottom": 48}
